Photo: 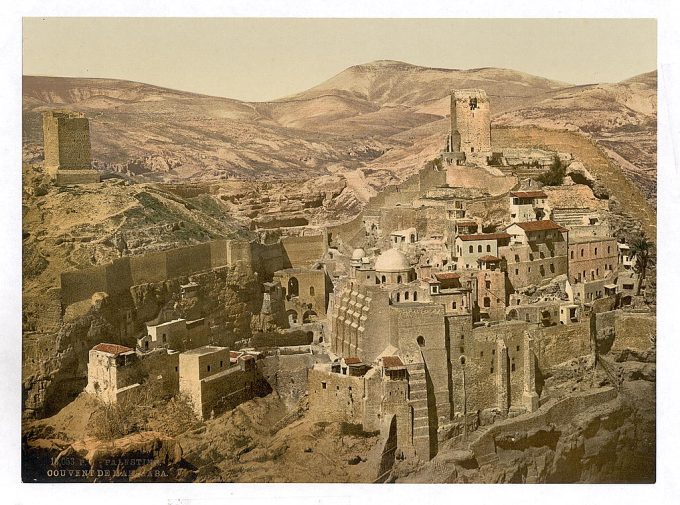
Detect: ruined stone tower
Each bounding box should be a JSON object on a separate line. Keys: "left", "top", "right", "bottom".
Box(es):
{"left": 42, "top": 110, "right": 100, "bottom": 185}
{"left": 449, "top": 89, "right": 491, "bottom": 155}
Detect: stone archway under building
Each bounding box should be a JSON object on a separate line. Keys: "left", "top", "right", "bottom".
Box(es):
{"left": 302, "top": 310, "right": 318, "bottom": 323}
{"left": 287, "top": 309, "right": 299, "bottom": 326}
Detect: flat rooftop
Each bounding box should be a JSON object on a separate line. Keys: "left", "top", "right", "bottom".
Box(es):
{"left": 181, "top": 345, "right": 228, "bottom": 356}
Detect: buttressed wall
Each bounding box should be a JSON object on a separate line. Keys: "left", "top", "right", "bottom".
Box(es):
{"left": 451, "top": 89, "right": 491, "bottom": 154}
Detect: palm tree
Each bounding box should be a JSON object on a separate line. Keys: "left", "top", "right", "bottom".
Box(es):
{"left": 629, "top": 235, "right": 654, "bottom": 296}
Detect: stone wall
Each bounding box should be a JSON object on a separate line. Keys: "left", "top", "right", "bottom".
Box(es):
{"left": 59, "top": 239, "right": 247, "bottom": 308}
{"left": 568, "top": 237, "right": 618, "bottom": 284}
{"left": 328, "top": 162, "right": 446, "bottom": 250}
{"left": 389, "top": 303, "right": 451, "bottom": 424}
{"left": 252, "top": 234, "right": 327, "bottom": 275}
{"left": 532, "top": 320, "right": 591, "bottom": 369}
{"left": 196, "top": 364, "right": 260, "bottom": 419}
{"left": 613, "top": 312, "right": 655, "bottom": 352}
{"left": 258, "top": 352, "right": 316, "bottom": 406}
{"left": 308, "top": 367, "right": 366, "bottom": 424}
{"left": 594, "top": 310, "right": 656, "bottom": 356}
{"left": 470, "top": 386, "right": 618, "bottom": 463}
{"left": 500, "top": 241, "right": 568, "bottom": 290}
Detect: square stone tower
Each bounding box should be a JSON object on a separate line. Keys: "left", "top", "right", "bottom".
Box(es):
{"left": 449, "top": 89, "right": 491, "bottom": 155}
{"left": 42, "top": 110, "right": 100, "bottom": 185}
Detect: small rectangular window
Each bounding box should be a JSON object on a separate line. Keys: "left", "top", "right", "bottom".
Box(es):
{"left": 322, "top": 382, "right": 327, "bottom": 389}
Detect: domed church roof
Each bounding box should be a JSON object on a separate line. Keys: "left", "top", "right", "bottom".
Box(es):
{"left": 351, "top": 248, "right": 366, "bottom": 261}
{"left": 374, "top": 248, "right": 410, "bottom": 273}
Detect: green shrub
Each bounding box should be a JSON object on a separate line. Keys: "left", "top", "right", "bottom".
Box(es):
{"left": 537, "top": 155, "right": 566, "bottom": 186}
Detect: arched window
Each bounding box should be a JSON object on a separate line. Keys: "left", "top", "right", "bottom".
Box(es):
{"left": 396, "top": 293, "right": 400, "bottom": 302}
{"left": 397, "top": 275, "right": 402, "bottom": 283}
{"left": 478, "top": 245, "right": 482, "bottom": 253}
{"left": 410, "top": 234, "right": 416, "bottom": 243}
{"left": 581, "top": 249, "right": 584, "bottom": 257}
{"left": 594, "top": 247, "right": 598, "bottom": 256}
{"left": 452, "top": 301, "right": 457, "bottom": 309}
{"left": 381, "top": 275, "right": 386, "bottom": 284}
{"left": 486, "top": 244, "right": 491, "bottom": 253}
{"left": 413, "top": 292, "right": 418, "bottom": 301}
{"left": 571, "top": 250, "right": 574, "bottom": 259}
{"left": 469, "top": 245, "right": 474, "bottom": 253}
{"left": 417, "top": 336, "right": 425, "bottom": 347}
{"left": 309, "top": 286, "right": 315, "bottom": 296}
{"left": 404, "top": 291, "right": 409, "bottom": 300}
{"left": 288, "top": 277, "right": 299, "bottom": 297}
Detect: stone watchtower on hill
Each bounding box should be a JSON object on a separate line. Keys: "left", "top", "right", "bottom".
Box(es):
{"left": 42, "top": 110, "right": 100, "bottom": 185}
{"left": 444, "top": 89, "right": 492, "bottom": 164}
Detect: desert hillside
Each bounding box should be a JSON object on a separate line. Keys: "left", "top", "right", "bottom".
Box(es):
{"left": 23, "top": 62, "right": 656, "bottom": 204}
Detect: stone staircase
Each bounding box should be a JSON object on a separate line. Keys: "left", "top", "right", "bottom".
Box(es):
{"left": 408, "top": 362, "right": 431, "bottom": 448}
{"left": 551, "top": 207, "right": 593, "bottom": 228}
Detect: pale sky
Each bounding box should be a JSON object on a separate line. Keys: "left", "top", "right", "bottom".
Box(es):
{"left": 23, "top": 18, "right": 656, "bottom": 102}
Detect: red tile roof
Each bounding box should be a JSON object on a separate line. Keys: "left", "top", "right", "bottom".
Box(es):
{"left": 458, "top": 233, "right": 511, "bottom": 242}
{"left": 478, "top": 255, "right": 501, "bottom": 262}
{"left": 510, "top": 191, "right": 547, "bottom": 198}
{"left": 382, "top": 356, "right": 405, "bottom": 369}
{"left": 92, "top": 343, "right": 133, "bottom": 355}
{"left": 512, "top": 220, "right": 567, "bottom": 233}
{"left": 344, "top": 357, "right": 362, "bottom": 365}
{"left": 434, "top": 272, "right": 461, "bottom": 281}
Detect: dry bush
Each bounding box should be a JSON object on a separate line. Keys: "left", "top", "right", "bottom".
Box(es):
{"left": 89, "top": 398, "right": 144, "bottom": 440}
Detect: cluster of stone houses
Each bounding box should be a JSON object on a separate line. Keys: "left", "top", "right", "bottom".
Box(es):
{"left": 78, "top": 88, "right": 642, "bottom": 467}
{"left": 307, "top": 89, "right": 641, "bottom": 462}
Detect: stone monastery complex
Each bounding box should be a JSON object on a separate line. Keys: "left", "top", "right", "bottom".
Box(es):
{"left": 38, "top": 90, "right": 652, "bottom": 479}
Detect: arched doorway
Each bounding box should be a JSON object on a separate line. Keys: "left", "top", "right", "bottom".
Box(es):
{"left": 288, "top": 277, "right": 299, "bottom": 298}
{"left": 287, "top": 309, "right": 298, "bottom": 326}
{"left": 302, "top": 310, "right": 318, "bottom": 323}
{"left": 507, "top": 309, "right": 518, "bottom": 321}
